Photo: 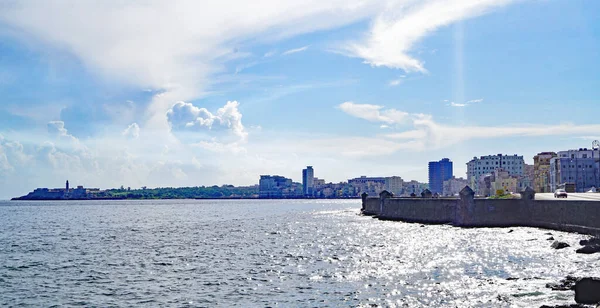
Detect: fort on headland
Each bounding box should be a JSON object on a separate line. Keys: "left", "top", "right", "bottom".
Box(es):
{"left": 12, "top": 181, "right": 103, "bottom": 200}
{"left": 362, "top": 186, "right": 600, "bottom": 236}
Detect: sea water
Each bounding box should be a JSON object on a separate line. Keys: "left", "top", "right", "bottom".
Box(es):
{"left": 0, "top": 199, "right": 597, "bottom": 307}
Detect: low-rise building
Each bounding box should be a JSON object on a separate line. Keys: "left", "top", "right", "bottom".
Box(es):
{"left": 259, "top": 175, "right": 299, "bottom": 198}
{"left": 442, "top": 177, "right": 468, "bottom": 197}
{"left": 491, "top": 169, "right": 518, "bottom": 194}
{"left": 534, "top": 152, "right": 557, "bottom": 193}
{"left": 402, "top": 180, "right": 429, "bottom": 196}
{"left": 384, "top": 176, "right": 404, "bottom": 196}
{"left": 348, "top": 176, "right": 386, "bottom": 196}
{"left": 550, "top": 148, "right": 600, "bottom": 192}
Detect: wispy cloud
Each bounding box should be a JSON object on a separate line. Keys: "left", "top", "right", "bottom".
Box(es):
{"left": 263, "top": 50, "right": 277, "bottom": 58}
{"left": 338, "top": 102, "right": 409, "bottom": 125}
{"left": 282, "top": 45, "right": 310, "bottom": 56}
{"left": 467, "top": 98, "right": 484, "bottom": 103}
{"left": 448, "top": 98, "right": 484, "bottom": 107}
{"left": 340, "top": 0, "right": 515, "bottom": 73}
{"left": 340, "top": 102, "right": 600, "bottom": 151}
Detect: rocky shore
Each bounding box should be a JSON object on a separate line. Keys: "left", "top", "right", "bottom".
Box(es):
{"left": 542, "top": 236, "right": 600, "bottom": 307}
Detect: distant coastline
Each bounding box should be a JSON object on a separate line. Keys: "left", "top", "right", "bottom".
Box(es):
{"left": 12, "top": 184, "right": 360, "bottom": 201}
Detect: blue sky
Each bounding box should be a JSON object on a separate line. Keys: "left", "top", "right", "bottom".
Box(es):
{"left": 0, "top": 0, "right": 599, "bottom": 199}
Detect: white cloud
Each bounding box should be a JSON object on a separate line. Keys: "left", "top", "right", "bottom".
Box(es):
{"left": 388, "top": 79, "right": 403, "bottom": 86}
{"left": 263, "top": 50, "right": 277, "bottom": 58}
{"left": 467, "top": 98, "right": 484, "bottom": 103}
{"left": 122, "top": 123, "right": 140, "bottom": 139}
{"left": 282, "top": 45, "right": 309, "bottom": 55}
{"left": 341, "top": 0, "right": 514, "bottom": 72}
{"left": 0, "top": 144, "right": 12, "bottom": 174}
{"left": 449, "top": 98, "right": 483, "bottom": 107}
{"left": 336, "top": 103, "right": 600, "bottom": 151}
{"left": 47, "top": 120, "right": 81, "bottom": 145}
{"left": 47, "top": 121, "right": 69, "bottom": 136}
{"left": 167, "top": 101, "right": 248, "bottom": 141}
{"left": 338, "top": 101, "right": 409, "bottom": 125}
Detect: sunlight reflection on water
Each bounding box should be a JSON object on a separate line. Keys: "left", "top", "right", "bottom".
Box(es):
{"left": 0, "top": 199, "right": 597, "bottom": 307}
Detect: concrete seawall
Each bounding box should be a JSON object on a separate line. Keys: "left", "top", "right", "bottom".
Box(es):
{"left": 361, "top": 187, "right": 600, "bottom": 236}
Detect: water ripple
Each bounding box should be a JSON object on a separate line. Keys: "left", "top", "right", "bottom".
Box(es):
{"left": 0, "top": 199, "right": 597, "bottom": 307}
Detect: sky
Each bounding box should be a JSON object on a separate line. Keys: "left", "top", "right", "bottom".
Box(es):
{"left": 0, "top": 0, "right": 599, "bottom": 199}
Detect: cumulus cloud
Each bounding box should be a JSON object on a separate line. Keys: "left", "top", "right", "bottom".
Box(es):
{"left": 338, "top": 102, "right": 409, "bottom": 125}
{"left": 47, "top": 120, "right": 80, "bottom": 144}
{"left": 341, "top": 0, "right": 514, "bottom": 72}
{"left": 167, "top": 101, "right": 247, "bottom": 141}
{"left": 0, "top": 144, "right": 12, "bottom": 174}
{"left": 122, "top": 123, "right": 140, "bottom": 139}
{"left": 0, "top": 134, "right": 31, "bottom": 176}
{"left": 47, "top": 121, "right": 69, "bottom": 136}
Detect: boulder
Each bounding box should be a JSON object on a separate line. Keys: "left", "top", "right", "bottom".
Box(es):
{"left": 576, "top": 245, "right": 600, "bottom": 254}
{"left": 579, "top": 237, "right": 600, "bottom": 246}
{"left": 546, "top": 276, "right": 578, "bottom": 291}
{"left": 551, "top": 241, "right": 570, "bottom": 249}
{"left": 547, "top": 237, "right": 555, "bottom": 241}
{"left": 574, "top": 278, "right": 600, "bottom": 304}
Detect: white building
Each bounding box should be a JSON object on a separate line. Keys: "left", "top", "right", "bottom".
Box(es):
{"left": 550, "top": 148, "right": 600, "bottom": 192}
{"left": 467, "top": 154, "right": 524, "bottom": 193}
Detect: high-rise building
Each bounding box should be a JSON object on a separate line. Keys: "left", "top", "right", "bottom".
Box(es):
{"left": 428, "top": 158, "right": 453, "bottom": 194}
{"left": 534, "top": 152, "right": 557, "bottom": 193}
{"left": 302, "top": 166, "right": 314, "bottom": 196}
{"left": 550, "top": 148, "right": 600, "bottom": 192}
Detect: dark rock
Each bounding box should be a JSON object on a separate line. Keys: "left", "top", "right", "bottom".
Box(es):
{"left": 547, "top": 237, "right": 555, "bottom": 241}
{"left": 580, "top": 237, "right": 600, "bottom": 246}
{"left": 551, "top": 241, "right": 570, "bottom": 249}
{"left": 576, "top": 245, "right": 600, "bottom": 254}
{"left": 508, "top": 229, "right": 514, "bottom": 233}
{"left": 575, "top": 277, "right": 600, "bottom": 304}
{"left": 506, "top": 277, "right": 519, "bottom": 281}
{"left": 540, "top": 305, "right": 586, "bottom": 308}
{"left": 546, "top": 276, "right": 579, "bottom": 291}
{"left": 544, "top": 232, "right": 553, "bottom": 235}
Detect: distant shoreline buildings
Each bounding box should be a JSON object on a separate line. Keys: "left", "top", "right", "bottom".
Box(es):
{"left": 13, "top": 180, "right": 102, "bottom": 200}
{"left": 258, "top": 167, "right": 428, "bottom": 199}
{"left": 428, "top": 158, "right": 453, "bottom": 195}
{"left": 13, "top": 143, "right": 600, "bottom": 201}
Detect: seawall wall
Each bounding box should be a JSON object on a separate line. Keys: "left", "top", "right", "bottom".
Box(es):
{"left": 361, "top": 187, "right": 600, "bottom": 236}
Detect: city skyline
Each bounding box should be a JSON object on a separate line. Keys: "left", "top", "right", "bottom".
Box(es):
{"left": 0, "top": 1, "right": 599, "bottom": 199}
